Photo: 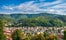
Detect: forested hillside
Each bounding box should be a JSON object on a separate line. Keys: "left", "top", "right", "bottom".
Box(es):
{"left": 0, "top": 13, "right": 66, "bottom": 27}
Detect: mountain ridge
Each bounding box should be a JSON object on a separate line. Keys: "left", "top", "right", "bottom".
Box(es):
{"left": 0, "top": 13, "right": 66, "bottom": 27}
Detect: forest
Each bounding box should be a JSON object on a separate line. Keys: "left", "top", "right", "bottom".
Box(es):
{"left": 0, "top": 13, "right": 66, "bottom": 27}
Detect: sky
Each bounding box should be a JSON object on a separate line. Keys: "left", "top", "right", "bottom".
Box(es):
{"left": 0, "top": 0, "right": 66, "bottom": 15}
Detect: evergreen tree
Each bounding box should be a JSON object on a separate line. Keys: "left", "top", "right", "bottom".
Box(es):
{"left": 0, "top": 20, "right": 6, "bottom": 40}
{"left": 64, "top": 30, "right": 66, "bottom": 40}
{"left": 11, "top": 29, "right": 22, "bottom": 40}
{"left": 37, "top": 33, "right": 45, "bottom": 40}
{"left": 48, "top": 34, "right": 58, "bottom": 40}
{"left": 44, "top": 32, "right": 49, "bottom": 40}
{"left": 25, "top": 36, "right": 31, "bottom": 40}
{"left": 25, "top": 33, "right": 31, "bottom": 40}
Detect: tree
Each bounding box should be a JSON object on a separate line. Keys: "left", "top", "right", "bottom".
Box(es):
{"left": 25, "top": 33, "right": 31, "bottom": 40}
{"left": 34, "top": 33, "right": 45, "bottom": 40}
{"left": 47, "top": 34, "right": 59, "bottom": 40}
{"left": 25, "top": 36, "right": 31, "bottom": 40}
{"left": 50, "top": 19, "right": 64, "bottom": 27}
{"left": 0, "top": 20, "right": 6, "bottom": 40}
{"left": 43, "top": 32, "right": 49, "bottom": 40}
{"left": 64, "top": 30, "right": 66, "bottom": 40}
{"left": 11, "top": 29, "right": 22, "bottom": 40}
{"left": 31, "top": 33, "right": 38, "bottom": 40}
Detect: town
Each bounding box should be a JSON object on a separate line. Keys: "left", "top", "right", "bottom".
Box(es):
{"left": 4, "top": 27, "right": 65, "bottom": 40}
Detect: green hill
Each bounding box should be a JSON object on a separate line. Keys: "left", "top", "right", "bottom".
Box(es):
{"left": 0, "top": 13, "right": 66, "bottom": 27}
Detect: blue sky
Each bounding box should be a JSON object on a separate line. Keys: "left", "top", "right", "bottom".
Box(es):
{"left": 0, "top": 0, "right": 66, "bottom": 15}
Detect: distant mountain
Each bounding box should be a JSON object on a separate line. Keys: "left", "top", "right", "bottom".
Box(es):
{"left": 10, "top": 13, "right": 59, "bottom": 18}
{"left": 0, "top": 13, "right": 66, "bottom": 27}
{"left": 0, "top": 13, "right": 59, "bottom": 22}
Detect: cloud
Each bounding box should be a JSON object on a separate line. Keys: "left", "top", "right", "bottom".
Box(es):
{"left": 48, "top": 2, "right": 66, "bottom": 15}
{"left": 45, "top": 9, "right": 66, "bottom": 15}
{"left": 2, "top": 5, "right": 14, "bottom": 10}
{"left": 16, "top": 1, "right": 38, "bottom": 11}
{"left": 50, "top": 3, "right": 66, "bottom": 9}
{"left": 1, "top": 0, "right": 66, "bottom": 15}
